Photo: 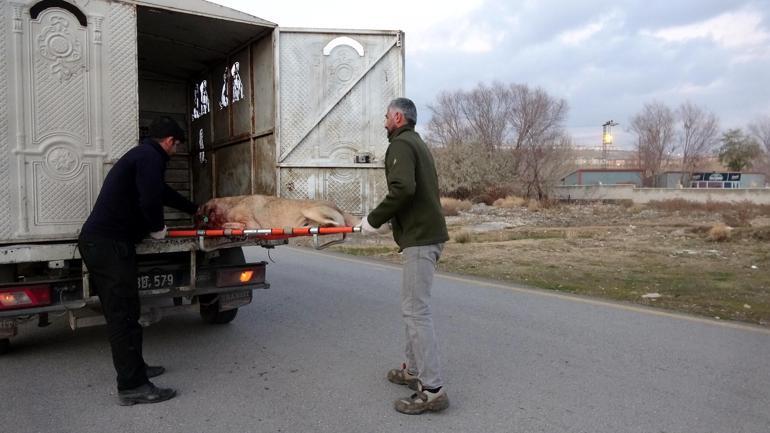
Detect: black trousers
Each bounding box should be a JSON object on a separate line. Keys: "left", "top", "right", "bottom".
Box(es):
{"left": 78, "top": 235, "right": 149, "bottom": 391}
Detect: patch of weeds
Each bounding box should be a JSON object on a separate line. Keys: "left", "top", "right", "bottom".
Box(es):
{"left": 471, "top": 229, "right": 571, "bottom": 243}
{"left": 493, "top": 195, "right": 526, "bottom": 208}
{"left": 453, "top": 230, "right": 472, "bottom": 244}
{"left": 331, "top": 245, "right": 398, "bottom": 256}
{"left": 749, "top": 227, "right": 770, "bottom": 241}
{"left": 441, "top": 197, "right": 472, "bottom": 216}
{"left": 708, "top": 223, "right": 732, "bottom": 242}
{"left": 687, "top": 225, "right": 712, "bottom": 235}
{"left": 708, "top": 271, "right": 734, "bottom": 282}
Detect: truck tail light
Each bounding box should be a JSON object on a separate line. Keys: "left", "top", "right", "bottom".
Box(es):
{"left": 0, "top": 285, "right": 52, "bottom": 310}
{"left": 216, "top": 266, "right": 265, "bottom": 288}
{"left": 239, "top": 271, "right": 254, "bottom": 283}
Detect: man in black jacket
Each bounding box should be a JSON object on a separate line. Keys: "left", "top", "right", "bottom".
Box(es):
{"left": 78, "top": 116, "right": 198, "bottom": 405}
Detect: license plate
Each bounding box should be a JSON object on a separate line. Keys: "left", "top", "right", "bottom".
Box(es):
{"left": 137, "top": 271, "right": 176, "bottom": 290}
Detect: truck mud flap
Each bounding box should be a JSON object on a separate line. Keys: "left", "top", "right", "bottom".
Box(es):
{"left": 218, "top": 290, "right": 252, "bottom": 311}
{"left": 0, "top": 320, "right": 17, "bottom": 339}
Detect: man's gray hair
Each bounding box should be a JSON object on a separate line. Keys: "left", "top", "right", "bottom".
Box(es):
{"left": 388, "top": 97, "right": 417, "bottom": 125}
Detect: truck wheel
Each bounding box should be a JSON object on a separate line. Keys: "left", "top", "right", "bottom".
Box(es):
{"left": 199, "top": 294, "right": 239, "bottom": 324}
{"left": 198, "top": 247, "right": 244, "bottom": 324}
{"left": 0, "top": 339, "right": 9, "bottom": 355}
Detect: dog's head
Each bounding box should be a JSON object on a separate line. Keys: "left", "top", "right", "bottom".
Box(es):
{"left": 194, "top": 201, "right": 226, "bottom": 228}
{"left": 193, "top": 205, "right": 210, "bottom": 228}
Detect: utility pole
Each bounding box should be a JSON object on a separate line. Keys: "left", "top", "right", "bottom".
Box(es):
{"left": 601, "top": 120, "right": 619, "bottom": 169}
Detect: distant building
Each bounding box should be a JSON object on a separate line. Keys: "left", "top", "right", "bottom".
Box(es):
{"left": 561, "top": 169, "right": 644, "bottom": 187}
{"left": 656, "top": 171, "right": 766, "bottom": 189}
{"left": 572, "top": 147, "right": 637, "bottom": 168}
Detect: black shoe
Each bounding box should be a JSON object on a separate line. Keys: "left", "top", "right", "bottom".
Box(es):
{"left": 118, "top": 383, "right": 176, "bottom": 406}
{"left": 146, "top": 365, "right": 165, "bottom": 378}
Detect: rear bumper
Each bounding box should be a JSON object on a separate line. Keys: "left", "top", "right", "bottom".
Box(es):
{"left": 0, "top": 282, "right": 268, "bottom": 319}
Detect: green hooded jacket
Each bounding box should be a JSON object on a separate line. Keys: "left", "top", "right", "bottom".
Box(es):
{"left": 367, "top": 125, "right": 449, "bottom": 250}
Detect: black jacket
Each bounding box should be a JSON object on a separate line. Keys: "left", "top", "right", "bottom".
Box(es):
{"left": 80, "top": 138, "right": 197, "bottom": 242}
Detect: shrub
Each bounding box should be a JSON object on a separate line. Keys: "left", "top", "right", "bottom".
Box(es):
{"left": 722, "top": 201, "right": 758, "bottom": 227}
{"left": 493, "top": 195, "right": 526, "bottom": 208}
{"left": 647, "top": 198, "right": 699, "bottom": 212}
{"left": 453, "top": 230, "right": 472, "bottom": 243}
{"left": 441, "top": 197, "right": 472, "bottom": 216}
{"left": 708, "top": 223, "right": 731, "bottom": 242}
{"left": 474, "top": 184, "right": 516, "bottom": 205}
{"left": 749, "top": 227, "right": 770, "bottom": 241}
{"left": 444, "top": 186, "right": 473, "bottom": 200}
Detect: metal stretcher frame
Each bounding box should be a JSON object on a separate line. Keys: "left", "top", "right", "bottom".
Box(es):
{"left": 167, "top": 226, "right": 361, "bottom": 250}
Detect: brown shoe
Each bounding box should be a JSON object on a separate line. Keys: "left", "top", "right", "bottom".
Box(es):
{"left": 387, "top": 363, "right": 420, "bottom": 390}
{"left": 394, "top": 384, "right": 449, "bottom": 415}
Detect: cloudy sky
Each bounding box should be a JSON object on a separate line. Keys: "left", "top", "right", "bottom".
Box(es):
{"left": 210, "top": 0, "right": 770, "bottom": 149}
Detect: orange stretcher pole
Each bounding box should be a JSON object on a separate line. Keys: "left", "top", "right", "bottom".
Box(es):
{"left": 167, "top": 226, "right": 360, "bottom": 238}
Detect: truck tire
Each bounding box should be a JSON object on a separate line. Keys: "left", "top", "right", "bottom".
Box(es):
{"left": 198, "top": 247, "right": 244, "bottom": 324}
{"left": 200, "top": 300, "right": 238, "bottom": 324}
{"left": 0, "top": 338, "right": 9, "bottom": 355}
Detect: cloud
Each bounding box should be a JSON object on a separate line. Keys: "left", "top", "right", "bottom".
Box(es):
{"left": 207, "top": 0, "right": 770, "bottom": 148}
{"left": 645, "top": 6, "right": 770, "bottom": 61}
{"left": 558, "top": 13, "right": 616, "bottom": 45}
{"left": 413, "top": 20, "right": 507, "bottom": 54}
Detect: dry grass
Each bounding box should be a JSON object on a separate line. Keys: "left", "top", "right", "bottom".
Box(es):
{"left": 527, "top": 199, "right": 541, "bottom": 211}
{"left": 647, "top": 199, "right": 770, "bottom": 228}
{"left": 648, "top": 199, "right": 770, "bottom": 215}
{"left": 708, "top": 223, "right": 732, "bottom": 242}
{"left": 441, "top": 197, "right": 473, "bottom": 216}
{"left": 330, "top": 201, "right": 770, "bottom": 326}
{"left": 493, "top": 195, "right": 527, "bottom": 208}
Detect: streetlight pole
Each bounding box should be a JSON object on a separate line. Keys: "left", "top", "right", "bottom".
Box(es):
{"left": 601, "top": 120, "right": 619, "bottom": 169}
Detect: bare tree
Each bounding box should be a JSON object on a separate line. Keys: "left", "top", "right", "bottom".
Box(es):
{"left": 508, "top": 84, "right": 567, "bottom": 151}
{"left": 507, "top": 84, "right": 570, "bottom": 199}
{"left": 630, "top": 101, "right": 676, "bottom": 185}
{"left": 519, "top": 134, "right": 574, "bottom": 200}
{"left": 427, "top": 88, "right": 507, "bottom": 197}
{"left": 677, "top": 101, "right": 719, "bottom": 185}
{"left": 426, "top": 82, "right": 569, "bottom": 200}
{"left": 461, "top": 82, "right": 512, "bottom": 151}
{"left": 748, "top": 115, "right": 770, "bottom": 153}
{"left": 426, "top": 90, "right": 472, "bottom": 149}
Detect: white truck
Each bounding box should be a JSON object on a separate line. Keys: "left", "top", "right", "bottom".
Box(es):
{"left": 0, "top": 0, "right": 403, "bottom": 354}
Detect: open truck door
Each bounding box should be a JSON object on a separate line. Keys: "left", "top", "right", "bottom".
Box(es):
{"left": 275, "top": 28, "right": 404, "bottom": 215}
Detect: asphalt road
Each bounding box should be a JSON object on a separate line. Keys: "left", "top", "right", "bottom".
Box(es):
{"left": 2, "top": 246, "right": 769, "bottom": 433}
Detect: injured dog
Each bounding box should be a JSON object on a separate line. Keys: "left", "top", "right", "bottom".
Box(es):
{"left": 197, "top": 194, "right": 360, "bottom": 230}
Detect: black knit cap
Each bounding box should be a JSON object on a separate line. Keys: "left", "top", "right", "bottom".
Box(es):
{"left": 148, "top": 116, "right": 186, "bottom": 142}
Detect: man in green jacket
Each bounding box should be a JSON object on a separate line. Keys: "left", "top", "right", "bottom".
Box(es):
{"left": 360, "top": 97, "right": 450, "bottom": 414}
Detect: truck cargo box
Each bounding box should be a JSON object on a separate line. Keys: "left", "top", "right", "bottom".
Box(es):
{"left": 0, "top": 0, "right": 404, "bottom": 353}
{"left": 0, "top": 0, "right": 403, "bottom": 245}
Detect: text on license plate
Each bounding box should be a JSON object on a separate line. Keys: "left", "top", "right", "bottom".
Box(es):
{"left": 137, "top": 272, "right": 175, "bottom": 290}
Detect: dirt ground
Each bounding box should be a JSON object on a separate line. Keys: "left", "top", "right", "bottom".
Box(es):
{"left": 312, "top": 201, "right": 770, "bottom": 327}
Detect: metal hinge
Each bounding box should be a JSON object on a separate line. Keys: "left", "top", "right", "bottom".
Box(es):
{"left": 396, "top": 32, "right": 402, "bottom": 48}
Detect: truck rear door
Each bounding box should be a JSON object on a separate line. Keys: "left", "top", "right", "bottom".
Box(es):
{"left": 275, "top": 29, "right": 404, "bottom": 215}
